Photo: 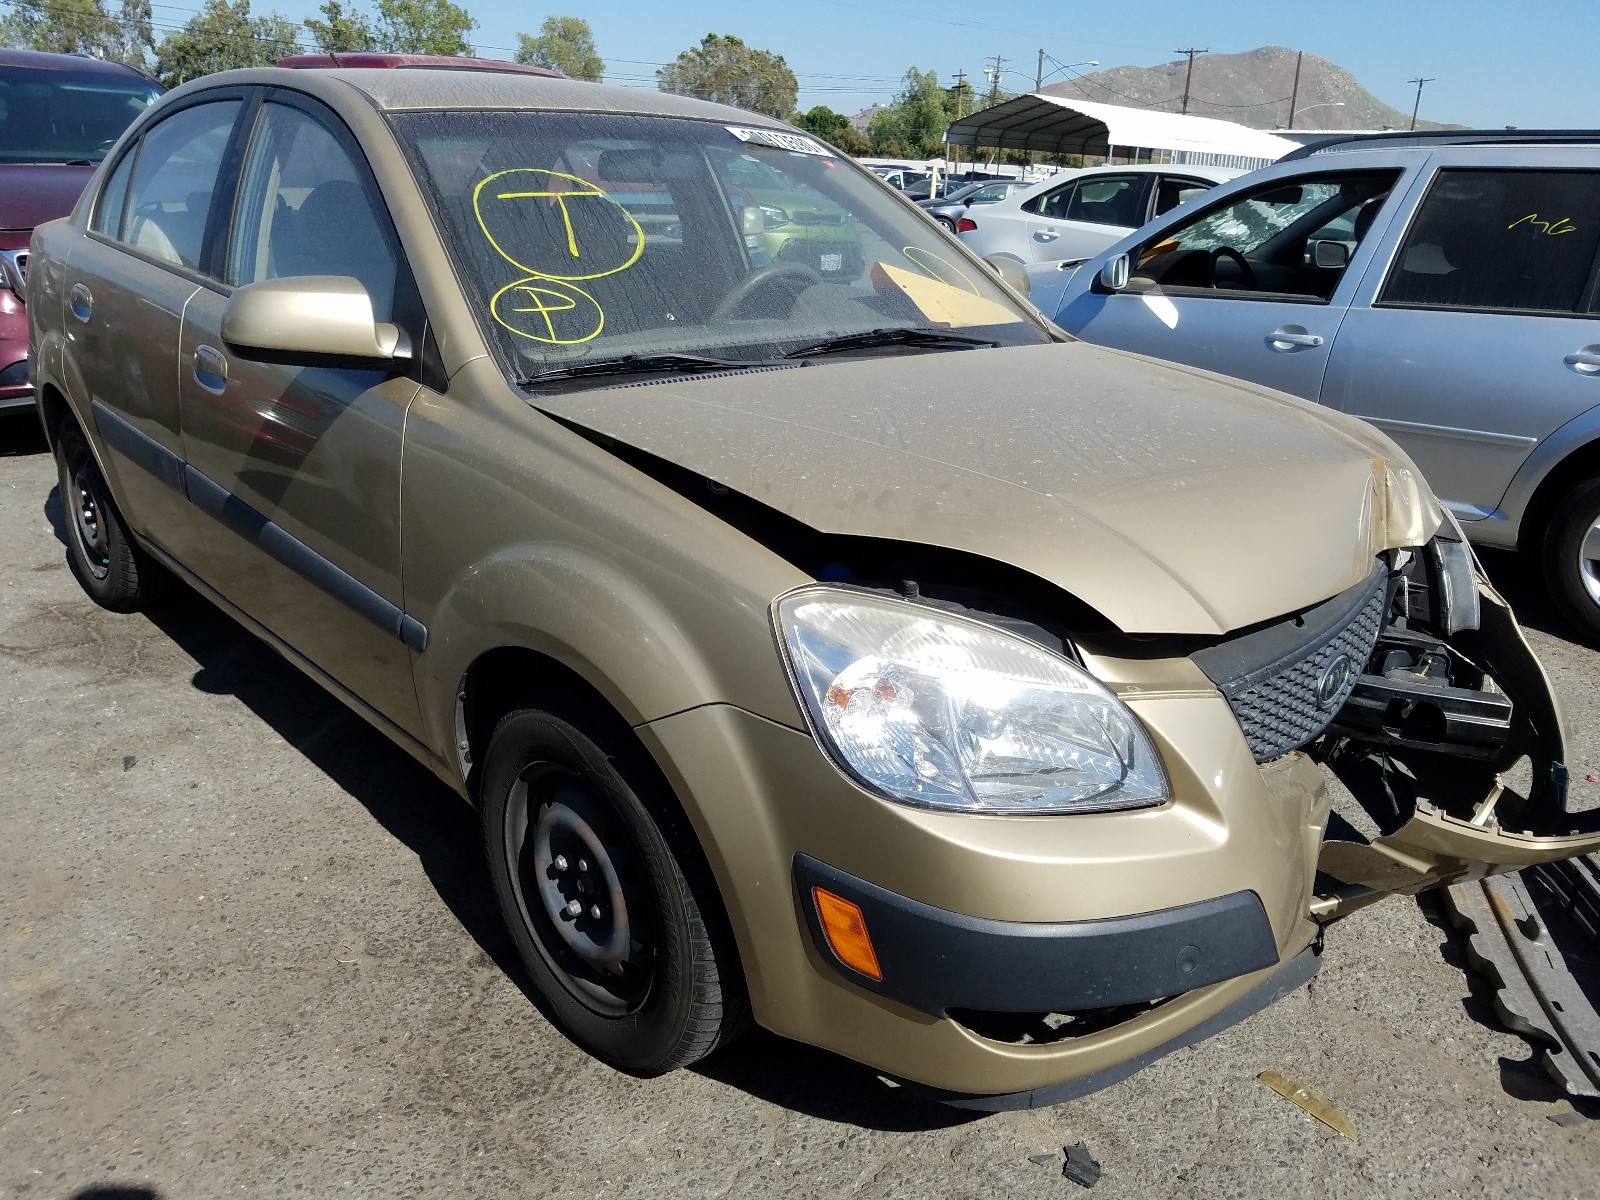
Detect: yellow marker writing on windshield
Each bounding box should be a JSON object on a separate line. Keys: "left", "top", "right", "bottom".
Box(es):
{"left": 901, "top": 246, "right": 981, "bottom": 295}
{"left": 473, "top": 168, "right": 646, "bottom": 280}
{"left": 490, "top": 277, "right": 604, "bottom": 344}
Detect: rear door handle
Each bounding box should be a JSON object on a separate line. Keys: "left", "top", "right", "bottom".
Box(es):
{"left": 1034, "top": 230, "right": 1058, "bottom": 242}
{"left": 1566, "top": 345, "right": 1600, "bottom": 373}
{"left": 1266, "top": 326, "right": 1324, "bottom": 350}
{"left": 193, "top": 344, "right": 227, "bottom": 394}
{"left": 69, "top": 283, "right": 92, "bottom": 322}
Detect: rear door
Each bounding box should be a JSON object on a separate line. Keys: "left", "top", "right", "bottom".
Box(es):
{"left": 1320, "top": 148, "right": 1600, "bottom": 525}
{"left": 65, "top": 95, "right": 244, "bottom": 569}
{"left": 1058, "top": 161, "right": 1412, "bottom": 400}
{"left": 1024, "top": 172, "right": 1150, "bottom": 264}
{"left": 176, "top": 92, "right": 427, "bottom": 737}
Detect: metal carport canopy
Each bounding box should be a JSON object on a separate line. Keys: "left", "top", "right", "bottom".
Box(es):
{"left": 944, "top": 94, "right": 1299, "bottom": 161}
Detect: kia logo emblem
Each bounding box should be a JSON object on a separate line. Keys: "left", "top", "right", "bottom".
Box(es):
{"left": 1316, "top": 653, "right": 1356, "bottom": 709}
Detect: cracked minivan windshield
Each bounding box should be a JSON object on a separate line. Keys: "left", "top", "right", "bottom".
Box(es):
{"left": 396, "top": 111, "right": 1050, "bottom": 381}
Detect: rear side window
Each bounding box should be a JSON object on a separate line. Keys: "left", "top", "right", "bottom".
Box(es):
{"left": 1155, "top": 176, "right": 1211, "bottom": 217}
{"left": 1380, "top": 169, "right": 1600, "bottom": 315}
{"left": 1023, "top": 180, "right": 1075, "bottom": 219}
{"left": 119, "top": 101, "right": 240, "bottom": 270}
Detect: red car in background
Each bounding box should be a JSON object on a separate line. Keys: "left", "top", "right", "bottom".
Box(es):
{"left": 0, "top": 49, "right": 162, "bottom": 413}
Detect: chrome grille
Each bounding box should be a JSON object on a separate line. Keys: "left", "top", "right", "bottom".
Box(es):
{"left": 1191, "top": 566, "right": 1389, "bottom": 763}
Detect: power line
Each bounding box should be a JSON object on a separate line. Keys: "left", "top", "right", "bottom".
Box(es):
{"left": 1174, "top": 46, "right": 1207, "bottom": 114}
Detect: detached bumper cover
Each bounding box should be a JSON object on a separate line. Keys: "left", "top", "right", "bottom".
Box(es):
{"left": 793, "top": 854, "right": 1280, "bottom": 1017}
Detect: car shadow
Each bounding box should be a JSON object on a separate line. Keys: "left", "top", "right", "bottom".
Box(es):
{"left": 41, "top": 480, "right": 976, "bottom": 1130}
{"left": 0, "top": 408, "right": 47, "bottom": 456}
{"left": 1476, "top": 546, "right": 1573, "bottom": 643}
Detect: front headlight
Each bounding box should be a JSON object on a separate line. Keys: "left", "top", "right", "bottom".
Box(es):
{"left": 760, "top": 204, "right": 791, "bottom": 230}
{"left": 775, "top": 587, "right": 1170, "bottom": 815}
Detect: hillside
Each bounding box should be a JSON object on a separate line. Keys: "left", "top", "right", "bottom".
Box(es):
{"left": 1040, "top": 46, "right": 1456, "bottom": 131}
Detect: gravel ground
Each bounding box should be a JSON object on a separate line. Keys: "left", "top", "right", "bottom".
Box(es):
{"left": 4, "top": 410, "right": 1600, "bottom": 1199}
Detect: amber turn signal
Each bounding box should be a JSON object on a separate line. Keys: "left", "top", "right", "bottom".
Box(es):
{"left": 812, "top": 886, "right": 882, "bottom": 981}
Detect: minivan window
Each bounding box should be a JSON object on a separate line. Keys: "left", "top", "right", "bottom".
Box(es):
{"left": 0, "top": 64, "right": 160, "bottom": 165}
{"left": 120, "top": 101, "right": 241, "bottom": 270}
{"left": 227, "top": 102, "right": 400, "bottom": 321}
{"left": 1380, "top": 169, "right": 1600, "bottom": 316}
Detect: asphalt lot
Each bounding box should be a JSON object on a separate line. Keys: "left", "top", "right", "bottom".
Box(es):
{"left": 4, "top": 409, "right": 1600, "bottom": 1200}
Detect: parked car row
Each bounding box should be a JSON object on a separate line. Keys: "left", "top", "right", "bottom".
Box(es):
{"left": 21, "top": 58, "right": 1600, "bottom": 1116}
{"left": 1028, "top": 134, "right": 1600, "bottom": 641}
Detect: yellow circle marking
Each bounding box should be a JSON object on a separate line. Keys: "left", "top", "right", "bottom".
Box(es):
{"left": 474, "top": 168, "right": 646, "bottom": 281}
{"left": 901, "top": 246, "right": 981, "bottom": 295}
{"left": 490, "top": 277, "right": 604, "bottom": 345}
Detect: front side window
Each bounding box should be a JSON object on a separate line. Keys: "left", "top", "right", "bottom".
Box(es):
{"left": 119, "top": 101, "right": 241, "bottom": 270}
{"left": 1379, "top": 169, "right": 1600, "bottom": 316}
{"left": 92, "top": 148, "right": 136, "bottom": 237}
{"left": 1131, "top": 170, "right": 1400, "bottom": 301}
{"left": 1154, "top": 176, "right": 1212, "bottom": 217}
{"left": 0, "top": 64, "right": 161, "bottom": 165}
{"left": 396, "top": 112, "right": 1048, "bottom": 382}
{"left": 969, "top": 183, "right": 1012, "bottom": 205}
{"left": 1064, "top": 175, "right": 1145, "bottom": 226}
{"left": 226, "top": 102, "right": 401, "bottom": 321}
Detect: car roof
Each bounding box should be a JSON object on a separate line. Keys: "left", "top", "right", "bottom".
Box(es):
{"left": 182, "top": 66, "right": 795, "bottom": 128}
{"left": 1281, "top": 129, "right": 1600, "bottom": 160}
{"left": 276, "top": 52, "right": 562, "bottom": 77}
{"left": 0, "top": 47, "right": 159, "bottom": 79}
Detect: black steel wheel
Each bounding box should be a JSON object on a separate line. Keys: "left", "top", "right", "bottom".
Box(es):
{"left": 1544, "top": 475, "right": 1600, "bottom": 643}
{"left": 54, "top": 419, "right": 154, "bottom": 612}
{"left": 480, "top": 701, "right": 748, "bottom": 1074}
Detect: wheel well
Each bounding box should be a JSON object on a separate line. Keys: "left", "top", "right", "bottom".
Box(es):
{"left": 1517, "top": 441, "right": 1600, "bottom": 556}
{"left": 455, "top": 646, "right": 628, "bottom": 799}
{"left": 36, "top": 383, "right": 71, "bottom": 448}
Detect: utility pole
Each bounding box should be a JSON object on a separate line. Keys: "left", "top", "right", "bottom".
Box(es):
{"left": 951, "top": 69, "right": 965, "bottom": 175}
{"left": 1286, "top": 50, "right": 1303, "bottom": 128}
{"left": 1406, "top": 76, "right": 1434, "bottom": 130}
{"left": 986, "top": 54, "right": 1007, "bottom": 103}
{"left": 1174, "top": 47, "right": 1207, "bottom": 114}
{"left": 1036, "top": 48, "right": 1046, "bottom": 91}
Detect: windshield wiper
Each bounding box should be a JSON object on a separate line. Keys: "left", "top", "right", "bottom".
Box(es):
{"left": 519, "top": 352, "right": 782, "bottom": 386}
{"left": 783, "top": 327, "right": 1000, "bottom": 359}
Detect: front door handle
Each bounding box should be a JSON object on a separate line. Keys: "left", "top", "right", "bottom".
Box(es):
{"left": 1034, "top": 230, "right": 1059, "bottom": 242}
{"left": 1266, "top": 325, "right": 1325, "bottom": 350}
{"left": 1566, "top": 345, "right": 1600, "bottom": 374}
{"left": 69, "top": 283, "right": 92, "bottom": 322}
{"left": 193, "top": 344, "right": 227, "bottom": 394}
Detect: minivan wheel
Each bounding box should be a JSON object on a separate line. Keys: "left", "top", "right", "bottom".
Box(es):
{"left": 1544, "top": 476, "right": 1600, "bottom": 643}
{"left": 480, "top": 703, "right": 748, "bottom": 1074}
{"left": 54, "top": 420, "right": 153, "bottom": 612}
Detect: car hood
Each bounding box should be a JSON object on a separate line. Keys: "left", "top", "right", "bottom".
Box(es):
{"left": 533, "top": 341, "right": 1440, "bottom": 635}
{"left": 0, "top": 163, "right": 95, "bottom": 231}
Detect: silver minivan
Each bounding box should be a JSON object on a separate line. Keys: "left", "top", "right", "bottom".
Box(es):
{"left": 1041, "top": 134, "right": 1600, "bottom": 640}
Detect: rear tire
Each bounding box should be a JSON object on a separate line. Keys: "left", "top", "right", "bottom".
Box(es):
{"left": 480, "top": 700, "right": 749, "bottom": 1074}
{"left": 1543, "top": 476, "right": 1600, "bottom": 643}
{"left": 54, "top": 419, "right": 157, "bottom": 612}
{"left": 937, "top": 216, "right": 957, "bottom": 233}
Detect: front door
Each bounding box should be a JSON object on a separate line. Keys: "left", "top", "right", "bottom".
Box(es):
{"left": 1057, "top": 166, "right": 1409, "bottom": 401}
{"left": 1321, "top": 156, "right": 1600, "bottom": 524}
{"left": 177, "top": 94, "right": 425, "bottom": 737}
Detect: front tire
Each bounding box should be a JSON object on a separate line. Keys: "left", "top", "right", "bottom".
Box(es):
{"left": 1543, "top": 476, "right": 1600, "bottom": 642}
{"left": 480, "top": 701, "right": 748, "bottom": 1074}
{"left": 54, "top": 419, "right": 155, "bottom": 612}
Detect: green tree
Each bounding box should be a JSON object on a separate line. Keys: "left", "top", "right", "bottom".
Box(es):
{"left": 515, "top": 14, "right": 601, "bottom": 81}
{"left": 0, "top": 0, "right": 117, "bottom": 56}
{"left": 796, "top": 106, "right": 869, "bottom": 155}
{"left": 108, "top": 0, "right": 155, "bottom": 66}
{"left": 373, "top": 0, "right": 474, "bottom": 55}
{"left": 656, "top": 33, "right": 797, "bottom": 119}
{"left": 154, "top": 0, "right": 300, "bottom": 85}
{"left": 303, "top": 0, "right": 375, "bottom": 52}
{"left": 867, "top": 67, "right": 957, "bottom": 157}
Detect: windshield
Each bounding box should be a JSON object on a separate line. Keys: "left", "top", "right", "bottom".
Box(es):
{"left": 0, "top": 65, "right": 161, "bottom": 164}
{"left": 394, "top": 111, "right": 1048, "bottom": 382}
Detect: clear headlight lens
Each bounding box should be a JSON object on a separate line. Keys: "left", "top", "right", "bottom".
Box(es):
{"left": 775, "top": 587, "right": 1170, "bottom": 815}
{"left": 760, "top": 204, "right": 791, "bottom": 229}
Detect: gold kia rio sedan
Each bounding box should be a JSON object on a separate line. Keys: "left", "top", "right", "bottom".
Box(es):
{"left": 27, "top": 67, "right": 1600, "bottom": 1109}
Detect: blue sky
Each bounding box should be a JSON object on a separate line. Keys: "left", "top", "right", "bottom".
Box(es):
{"left": 249, "top": 0, "right": 1591, "bottom": 128}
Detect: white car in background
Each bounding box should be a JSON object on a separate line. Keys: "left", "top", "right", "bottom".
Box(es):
{"left": 957, "top": 163, "right": 1243, "bottom": 268}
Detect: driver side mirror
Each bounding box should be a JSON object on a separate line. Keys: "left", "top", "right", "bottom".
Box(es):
{"left": 222, "top": 276, "right": 411, "bottom": 366}
{"left": 1095, "top": 253, "right": 1130, "bottom": 293}
{"left": 1310, "top": 239, "right": 1351, "bottom": 270}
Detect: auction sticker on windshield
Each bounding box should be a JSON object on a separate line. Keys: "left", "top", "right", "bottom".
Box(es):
{"left": 725, "top": 126, "right": 830, "bottom": 156}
